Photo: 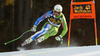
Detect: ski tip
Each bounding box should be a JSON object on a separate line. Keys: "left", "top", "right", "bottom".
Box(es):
{"left": 4, "top": 43, "right": 7, "bottom": 45}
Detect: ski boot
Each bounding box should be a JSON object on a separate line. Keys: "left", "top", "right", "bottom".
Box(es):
{"left": 35, "top": 36, "right": 46, "bottom": 45}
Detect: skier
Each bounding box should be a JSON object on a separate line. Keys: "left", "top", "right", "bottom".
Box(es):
{"left": 21, "top": 4, "right": 68, "bottom": 47}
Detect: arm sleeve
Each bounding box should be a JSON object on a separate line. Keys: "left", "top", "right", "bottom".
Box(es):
{"left": 59, "top": 15, "right": 68, "bottom": 38}
{"left": 34, "top": 10, "right": 52, "bottom": 27}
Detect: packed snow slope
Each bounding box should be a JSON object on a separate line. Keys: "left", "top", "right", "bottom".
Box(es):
{"left": 0, "top": 45, "right": 100, "bottom": 56}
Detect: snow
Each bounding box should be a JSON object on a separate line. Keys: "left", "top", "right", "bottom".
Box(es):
{"left": 0, "top": 45, "right": 100, "bottom": 56}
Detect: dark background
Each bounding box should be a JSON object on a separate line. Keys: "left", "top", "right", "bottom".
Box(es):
{"left": 0, "top": 0, "right": 100, "bottom": 52}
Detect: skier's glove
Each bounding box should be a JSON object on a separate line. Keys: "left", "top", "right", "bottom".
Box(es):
{"left": 31, "top": 25, "right": 36, "bottom": 32}
{"left": 55, "top": 36, "right": 62, "bottom": 41}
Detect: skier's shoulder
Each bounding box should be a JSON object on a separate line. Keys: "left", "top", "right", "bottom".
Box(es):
{"left": 60, "top": 13, "right": 66, "bottom": 22}
{"left": 61, "top": 13, "right": 65, "bottom": 18}
{"left": 43, "top": 10, "right": 53, "bottom": 18}
{"left": 61, "top": 13, "right": 64, "bottom": 17}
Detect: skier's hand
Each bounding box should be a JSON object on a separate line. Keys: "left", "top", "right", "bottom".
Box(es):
{"left": 31, "top": 25, "right": 36, "bottom": 32}
{"left": 55, "top": 36, "right": 62, "bottom": 41}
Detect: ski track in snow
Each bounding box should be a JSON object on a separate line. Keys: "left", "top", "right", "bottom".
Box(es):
{"left": 0, "top": 45, "right": 100, "bottom": 56}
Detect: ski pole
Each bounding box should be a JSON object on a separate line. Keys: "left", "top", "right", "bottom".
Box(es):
{"left": 61, "top": 39, "right": 63, "bottom": 44}
{"left": 4, "top": 30, "right": 31, "bottom": 45}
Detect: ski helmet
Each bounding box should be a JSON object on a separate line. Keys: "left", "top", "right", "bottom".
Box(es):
{"left": 54, "top": 4, "right": 63, "bottom": 13}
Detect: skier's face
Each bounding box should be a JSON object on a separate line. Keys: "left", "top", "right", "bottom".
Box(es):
{"left": 53, "top": 10, "right": 61, "bottom": 17}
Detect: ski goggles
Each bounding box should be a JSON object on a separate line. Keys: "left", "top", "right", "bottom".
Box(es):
{"left": 53, "top": 10, "right": 61, "bottom": 15}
